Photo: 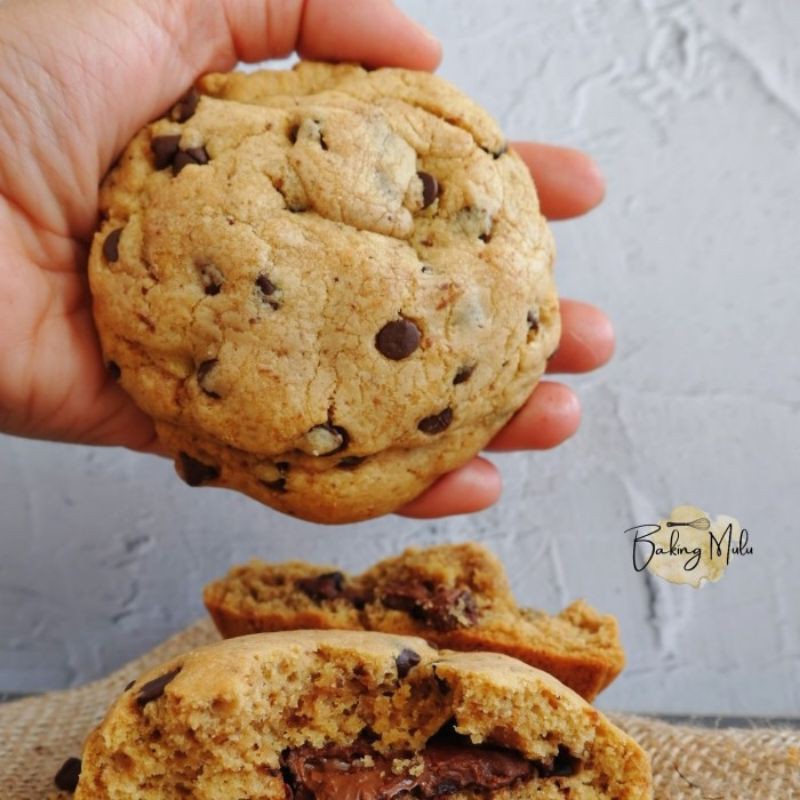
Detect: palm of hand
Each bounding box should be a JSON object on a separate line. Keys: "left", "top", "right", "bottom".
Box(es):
{"left": 0, "top": 0, "right": 613, "bottom": 518}
{"left": 0, "top": 191, "right": 156, "bottom": 449}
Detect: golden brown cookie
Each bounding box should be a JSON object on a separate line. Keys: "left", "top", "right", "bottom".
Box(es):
{"left": 203, "top": 543, "right": 624, "bottom": 701}
{"left": 74, "top": 630, "right": 651, "bottom": 800}
{"left": 88, "top": 62, "right": 559, "bottom": 523}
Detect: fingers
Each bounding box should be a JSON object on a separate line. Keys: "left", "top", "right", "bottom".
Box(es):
{"left": 298, "top": 0, "right": 442, "bottom": 69}
{"left": 397, "top": 456, "right": 500, "bottom": 518}
{"left": 487, "top": 382, "right": 580, "bottom": 452}
{"left": 223, "top": 0, "right": 441, "bottom": 70}
{"left": 547, "top": 300, "right": 615, "bottom": 373}
{"left": 75, "top": 386, "right": 159, "bottom": 450}
{"left": 81, "top": 395, "right": 171, "bottom": 456}
{"left": 397, "top": 381, "right": 583, "bottom": 515}
{"left": 511, "top": 142, "right": 605, "bottom": 220}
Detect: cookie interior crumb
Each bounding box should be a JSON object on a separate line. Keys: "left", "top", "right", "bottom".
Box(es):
{"left": 74, "top": 631, "right": 651, "bottom": 800}
{"left": 204, "top": 543, "right": 625, "bottom": 701}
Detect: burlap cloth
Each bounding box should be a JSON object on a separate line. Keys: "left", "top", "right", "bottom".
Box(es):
{"left": 1, "top": 620, "right": 797, "bottom": 799}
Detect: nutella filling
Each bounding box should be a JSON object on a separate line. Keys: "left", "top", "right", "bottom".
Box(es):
{"left": 381, "top": 581, "right": 479, "bottom": 631}
{"left": 281, "top": 730, "right": 580, "bottom": 800}
{"left": 294, "top": 575, "right": 478, "bottom": 628}
{"left": 295, "top": 573, "right": 368, "bottom": 608}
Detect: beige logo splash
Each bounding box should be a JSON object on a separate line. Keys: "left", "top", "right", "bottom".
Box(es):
{"left": 626, "top": 505, "right": 752, "bottom": 587}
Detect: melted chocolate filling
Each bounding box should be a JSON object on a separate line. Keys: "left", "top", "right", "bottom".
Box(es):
{"left": 281, "top": 730, "right": 579, "bottom": 800}
{"left": 381, "top": 582, "right": 478, "bottom": 632}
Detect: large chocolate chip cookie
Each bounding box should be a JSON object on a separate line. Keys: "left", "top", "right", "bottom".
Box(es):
{"left": 73, "top": 630, "right": 651, "bottom": 800}
{"left": 89, "top": 62, "right": 559, "bottom": 523}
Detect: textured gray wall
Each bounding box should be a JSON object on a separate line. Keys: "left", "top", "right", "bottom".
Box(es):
{"left": 2, "top": 0, "right": 799, "bottom": 715}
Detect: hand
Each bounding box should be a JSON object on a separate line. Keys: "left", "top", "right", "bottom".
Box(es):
{"left": 0, "top": 0, "right": 612, "bottom": 518}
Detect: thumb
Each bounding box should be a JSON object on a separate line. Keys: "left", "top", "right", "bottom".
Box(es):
{"left": 223, "top": 0, "right": 441, "bottom": 69}
{"left": 0, "top": 0, "right": 440, "bottom": 238}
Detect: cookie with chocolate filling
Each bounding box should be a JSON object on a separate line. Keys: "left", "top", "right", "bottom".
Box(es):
{"left": 203, "top": 542, "right": 624, "bottom": 701}
{"left": 88, "top": 61, "right": 559, "bottom": 523}
{"left": 73, "top": 630, "right": 651, "bottom": 800}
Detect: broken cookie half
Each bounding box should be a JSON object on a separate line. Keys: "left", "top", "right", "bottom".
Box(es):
{"left": 74, "top": 630, "right": 651, "bottom": 800}
{"left": 203, "top": 542, "right": 625, "bottom": 701}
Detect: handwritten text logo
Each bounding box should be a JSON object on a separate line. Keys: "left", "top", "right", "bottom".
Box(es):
{"left": 625, "top": 505, "right": 752, "bottom": 587}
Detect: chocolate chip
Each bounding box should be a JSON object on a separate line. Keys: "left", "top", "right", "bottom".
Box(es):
{"left": 329, "top": 426, "right": 349, "bottom": 451}
{"left": 178, "top": 452, "right": 219, "bottom": 486}
{"left": 256, "top": 274, "right": 280, "bottom": 308}
{"left": 171, "top": 87, "right": 200, "bottom": 123}
{"left": 381, "top": 590, "right": 416, "bottom": 615}
{"left": 479, "top": 230, "right": 492, "bottom": 243}
{"left": 172, "top": 145, "right": 209, "bottom": 175}
{"left": 197, "top": 359, "right": 220, "bottom": 398}
{"left": 343, "top": 586, "right": 370, "bottom": 609}
{"left": 418, "top": 172, "right": 439, "bottom": 209}
{"left": 359, "top": 726, "right": 380, "bottom": 743}
{"left": 259, "top": 461, "right": 289, "bottom": 492}
{"left": 550, "top": 746, "right": 581, "bottom": 777}
{"left": 107, "top": 360, "right": 121, "bottom": 381}
{"left": 319, "top": 131, "right": 329, "bottom": 151}
{"left": 481, "top": 143, "right": 508, "bottom": 159}
{"left": 418, "top": 408, "right": 453, "bottom": 435}
{"left": 199, "top": 262, "right": 224, "bottom": 295}
{"left": 302, "top": 424, "right": 349, "bottom": 456}
{"left": 383, "top": 582, "right": 477, "bottom": 631}
{"left": 375, "top": 319, "right": 421, "bottom": 360}
{"left": 288, "top": 124, "right": 299, "bottom": 144}
{"left": 261, "top": 477, "right": 287, "bottom": 493}
{"left": 297, "top": 571, "right": 346, "bottom": 602}
{"left": 102, "top": 227, "right": 123, "bottom": 263}
{"left": 256, "top": 273, "right": 277, "bottom": 296}
{"left": 184, "top": 145, "right": 209, "bottom": 165}
{"left": 395, "top": 648, "right": 421, "bottom": 678}
{"left": 151, "top": 134, "right": 181, "bottom": 170}
{"left": 136, "top": 666, "right": 181, "bottom": 707}
{"left": 124, "top": 679, "right": 135, "bottom": 691}
{"left": 337, "top": 455, "right": 366, "bottom": 470}
{"left": 453, "top": 365, "right": 474, "bottom": 385}
{"left": 171, "top": 146, "right": 206, "bottom": 175}
{"left": 527, "top": 310, "right": 539, "bottom": 332}
{"left": 54, "top": 757, "right": 82, "bottom": 792}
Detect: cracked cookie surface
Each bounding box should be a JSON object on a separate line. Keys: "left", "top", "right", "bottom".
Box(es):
{"left": 89, "top": 62, "right": 559, "bottom": 523}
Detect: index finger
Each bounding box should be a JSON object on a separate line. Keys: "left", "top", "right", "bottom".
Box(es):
{"left": 512, "top": 142, "right": 606, "bottom": 220}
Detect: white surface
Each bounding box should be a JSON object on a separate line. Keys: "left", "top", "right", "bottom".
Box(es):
{"left": 1, "top": 0, "right": 799, "bottom": 715}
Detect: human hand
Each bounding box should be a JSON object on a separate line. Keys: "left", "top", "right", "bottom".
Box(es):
{"left": 0, "top": 0, "right": 611, "bottom": 518}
